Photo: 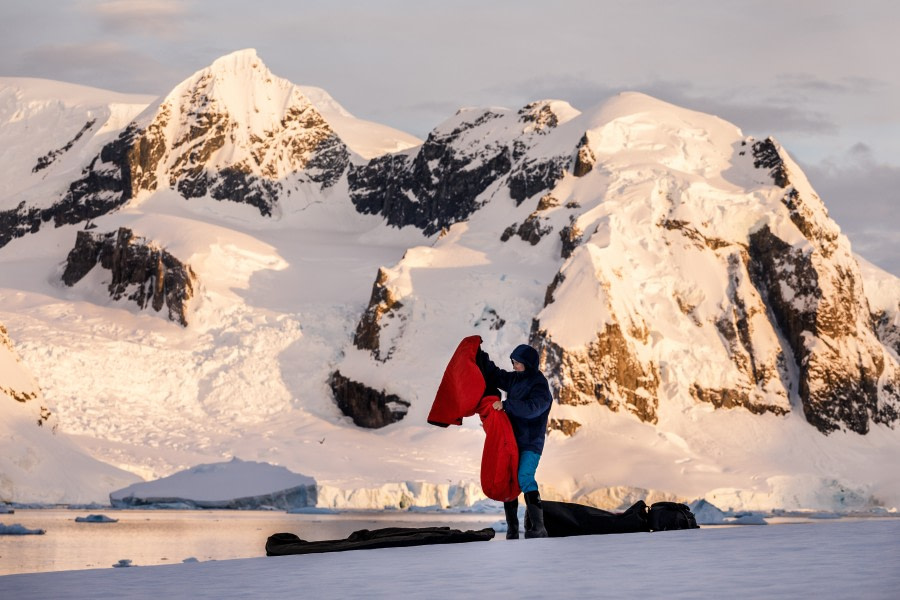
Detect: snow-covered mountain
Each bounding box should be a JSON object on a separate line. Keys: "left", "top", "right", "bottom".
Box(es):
{"left": 0, "top": 49, "right": 898, "bottom": 512}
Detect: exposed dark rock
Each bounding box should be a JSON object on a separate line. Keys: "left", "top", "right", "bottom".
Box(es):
{"left": 163, "top": 97, "right": 349, "bottom": 215}
{"left": 353, "top": 268, "right": 404, "bottom": 361}
{"left": 500, "top": 212, "right": 553, "bottom": 246}
{"left": 36, "top": 405, "right": 52, "bottom": 427}
{"left": 475, "top": 307, "right": 506, "bottom": 330}
{"left": 33, "top": 119, "right": 97, "bottom": 173}
{"left": 346, "top": 153, "right": 413, "bottom": 224}
{"left": 660, "top": 218, "right": 730, "bottom": 250}
{"left": 62, "top": 227, "right": 196, "bottom": 326}
{"left": 303, "top": 132, "right": 351, "bottom": 189}
{"left": 0, "top": 324, "right": 40, "bottom": 403}
{"left": 53, "top": 124, "right": 142, "bottom": 228}
{"left": 349, "top": 103, "right": 571, "bottom": 234}
{"left": 349, "top": 122, "right": 513, "bottom": 235}
{"left": 543, "top": 272, "right": 565, "bottom": 307}
{"left": 0, "top": 202, "right": 44, "bottom": 248}
{"left": 500, "top": 223, "right": 518, "bottom": 242}
{"left": 531, "top": 321, "right": 660, "bottom": 424}
{"left": 0, "top": 124, "right": 141, "bottom": 249}
{"left": 536, "top": 194, "right": 559, "bottom": 211}
{"left": 748, "top": 224, "right": 899, "bottom": 433}
{"left": 508, "top": 155, "right": 569, "bottom": 205}
{"left": 689, "top": 385, "right": 787, "bottom": 416}
{"left": 2, "top": 83, "right": 351, "bottom": 248}
{"left": 572, "top": 134, "right": 596, "bottom": 177}
{"left": 559, "top": 222, "right": 583, "bottom": 259}
{"left": 873, "top": 309, "right": 900, "bottom": 356}
{"left": 0, "top": 382, "right": 38, "bottom": 403}
{"left": 751, "top": 137, "right": 839, "bottom": 257}
{"left": 780, "top": 188, "right": 839, "bottom": 258}
{"left": 329, "top": 370, "right": 410, "bottom": 428}
{"left": 751, "top": 138, "right": 791, "bottom": 188}
{"left": 548, "top": 418, "right": 581, "bottom": 436}
{"left": 176, "top": 167, "right": 283, "bottom": 217}
{"left": 707, "top": 251, "right": 791, "bottom": 415}
{"left": 517, "top": 102, "right": 559, "bottom": 132}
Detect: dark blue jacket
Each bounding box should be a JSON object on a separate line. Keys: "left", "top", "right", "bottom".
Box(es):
{"left": 477, "top": 344, "right": 552, "bottom": 454}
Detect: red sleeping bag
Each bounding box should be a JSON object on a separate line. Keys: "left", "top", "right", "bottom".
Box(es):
{"left": 428, "top": 335, "right": 520, "bottom": 502}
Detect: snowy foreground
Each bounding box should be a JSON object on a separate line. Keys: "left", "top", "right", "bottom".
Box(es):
{"left": 2, "top": 519, "right": 898, "bottom": 599}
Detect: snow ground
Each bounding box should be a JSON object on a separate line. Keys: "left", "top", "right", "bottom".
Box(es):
{"left": 1, "top": 519, "right": 897, "bottom": 599}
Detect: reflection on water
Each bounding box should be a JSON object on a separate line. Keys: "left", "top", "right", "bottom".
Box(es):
{"left": 0, "top": 509, "right": 501, "bottom": 575}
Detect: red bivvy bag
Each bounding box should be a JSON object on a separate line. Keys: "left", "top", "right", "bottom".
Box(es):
{"left": 428, "top": 335, "right": 519, "bottom": 502}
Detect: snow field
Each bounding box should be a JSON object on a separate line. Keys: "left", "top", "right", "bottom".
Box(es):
{"left": 0, "top": 518, "right": 897, "bottom": 599}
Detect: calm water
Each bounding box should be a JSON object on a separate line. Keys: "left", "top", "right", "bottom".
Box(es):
{"left": 0, "top": 509, "right": 502, "bottom": 575}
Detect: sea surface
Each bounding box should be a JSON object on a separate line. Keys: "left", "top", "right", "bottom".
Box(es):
{"left": 0, "top": 509, "right": 502, "bottom": 575}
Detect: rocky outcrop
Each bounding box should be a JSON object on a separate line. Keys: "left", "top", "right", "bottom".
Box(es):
{"left": 62, "top": 227, "right": 196, "bottom": 326}
{"left": 559, "top": 221, "right": 583, "bottom": 259}
{"left": 0, "top": 124, "right": 141, "bottom": 249}
{"left": 753, "top": 137, "right": 839, "bottom": 257}
{"left": 32, "top": 118, "right": 97, "bottom": 173}
{"left": 329, "top": 371, "right": 410, "bottom": 428}
{"left": 743, "top": 140, "right": 900, "bottom": 433}
{"left": 700, "top": 250, "right": 791, "bottom": 415}
{"left": 0, "top": 203, "right": 43, "bottom": 249}
{"left": 572, "top": 133, "right": 596, "bottom": 177}
{"left": 475, "top": 307, "right": 506, "bottom": 330}
{"left": 501, "top": 192, "right": 560, "bottom": 245}
{"left": 348, "top": 112, "right": 512, "bottom": 235}
{"left": 353, "top": 268, "right": 405, "bottom": 361}
{"left": 748, "top": 224, "right": 899, "bottom": 433}
{"left": 508, "top": 155, "right": 569, "bottom": 206}
{"left": 349, "top": 101, "right": 572, "bottom": 235}
{"left": 873, "top": 310, "right": 900, "bottom": 357}
{"left": 501, "top": 213, "right": 553, "bottom": 245}
{"left": 548, "top": 418, "right": 581, "bottom": 436}
{"left": 531, "top": 321, "right": 660, "bottom": 424}
{"left": 660, "top": 218, "right": 731, "bottom": 251}
{"left": 0, "top": 324, "right": 40, "bottom": 403}
{"left": 751, "top": 138, "right": 791, "bottom": 188}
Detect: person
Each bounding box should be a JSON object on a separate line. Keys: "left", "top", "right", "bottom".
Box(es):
{"left": 476, "top": 343, "right": 553, "bottom": 539}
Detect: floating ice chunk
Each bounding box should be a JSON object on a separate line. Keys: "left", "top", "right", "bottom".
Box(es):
{"left": 0, "top": 522, "right": 45, "bottom": 535}
{"left": 730, "top": 513, "right": 768, "bottom": 525}
{"left": 112, "top": 559, "right": 135, "bottom": 568}
{"left": 689, "top": 499, "right": 727, "bottom": 525}
{"left": 75, "top": 514, "right": 119, "bottom": 523}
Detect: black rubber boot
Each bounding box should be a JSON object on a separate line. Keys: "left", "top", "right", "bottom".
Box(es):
{"left": 503, "top": 500, "right": 520, "bottom": 539}
{"left": 523, "top": 491, "right": 548, "bottom": 538}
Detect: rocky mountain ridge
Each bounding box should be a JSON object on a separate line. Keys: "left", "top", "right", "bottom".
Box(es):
{"left": 341, "top": 94, "right": 899, "bottom": 436}
{"left": 62, "top": 227, "right": 196, "bottom": 326}
{"left": 1, "top": 50, "right": 899, "bottom": 509}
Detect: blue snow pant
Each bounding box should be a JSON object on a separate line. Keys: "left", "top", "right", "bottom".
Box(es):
{"left": 517, "top": 450, "right": 541, "bottom": 494}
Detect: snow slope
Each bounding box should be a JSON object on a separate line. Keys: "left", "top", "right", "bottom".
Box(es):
{"left": 0, "top": 77, "right": 153, "bottom": 213}
{"left": 0, "top": 50, "right": 897, "bottom": 512}
{"left": 0, "top": 325, "right": 140, "bottom": 504}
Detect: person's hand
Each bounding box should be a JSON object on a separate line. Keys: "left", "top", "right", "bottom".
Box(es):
{"left": 492, "top": 400, "right": 503, "bottom": 411}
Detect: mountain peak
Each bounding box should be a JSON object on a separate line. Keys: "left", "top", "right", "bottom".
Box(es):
{"left": 209, "top": 48, "right": 262, "bottom": 71}
{"left": 167, "top": 48, "right": 299, "bottom": 122}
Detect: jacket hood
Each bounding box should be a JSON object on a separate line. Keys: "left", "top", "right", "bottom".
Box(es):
{"left": 510, "top": 344, "right": 540, "bottom": 371}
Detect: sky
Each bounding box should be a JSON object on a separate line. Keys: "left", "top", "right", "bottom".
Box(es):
{"left": 0, "top": 0, "right": 897, "bottom": 274}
